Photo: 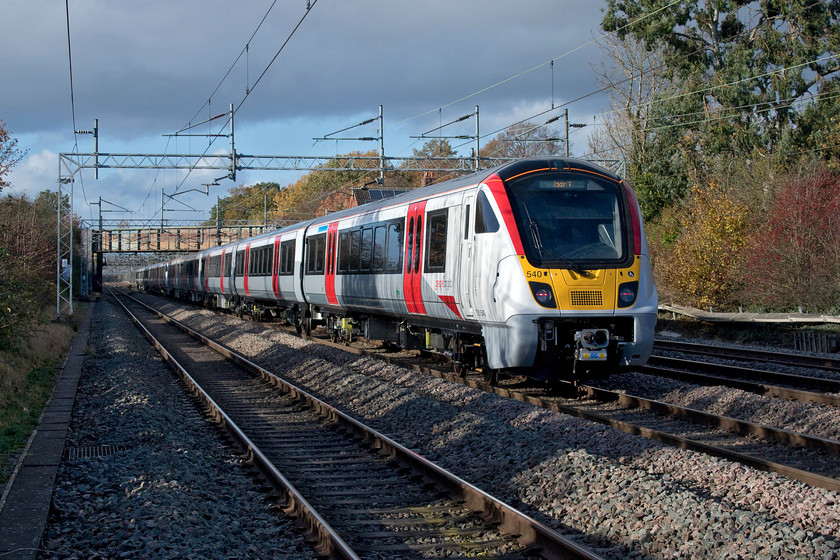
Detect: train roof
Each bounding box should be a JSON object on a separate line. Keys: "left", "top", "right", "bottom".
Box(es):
{"left": 134, "top": 158, "right": 621, "bottom": 273}
{"left": 307, "top": 156, "right": 618, "bottom": 227}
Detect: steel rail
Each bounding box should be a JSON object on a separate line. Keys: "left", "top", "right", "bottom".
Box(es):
{"left": 109, "top": 290, "right": 360, "bottom": 560}
{"left": 266, "top": 320, "right": 840, "bottom": 492}
{"left": 284, "top": 317, "right": 840, "bottom": 492}
{"left": 653, "top": 339, "right": 840, "bottom": 372}
{"left": 577, "top": 384, "right": 840, "bottom": 457}
{"left": 117, "top": 290, "right": 603, "bottom": 560}
{"left": 647, "top": 355, "right": 840, "bottom": 394}
{"left": 499, "top": 385, "right": 840, "bottom": 492}
{"left": 639, "top": 364, "right": 840, "bottom": 407}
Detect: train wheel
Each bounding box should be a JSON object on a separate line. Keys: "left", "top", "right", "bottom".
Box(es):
{"left": 294, "top": 311, "right": 303, "bottom": 335}
{"left": 482, "top": 368, "right": 500, "bottom": 386}
{"left": 453, "top": 362, "right": 468, "bottom": 378}
{"left": 304, "top": 313, "right": 312, "bottom": 337}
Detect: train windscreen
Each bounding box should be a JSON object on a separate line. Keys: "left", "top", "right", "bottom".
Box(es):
{"left": 504, "top": 170, "right": 631, "bottom": 270}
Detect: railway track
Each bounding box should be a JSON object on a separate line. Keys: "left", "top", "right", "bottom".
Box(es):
{"left": 128, "top": 291, "right": 840, "bottom": 490}
{"left": 641, "top": 357, "right": 840, "bottom": 407}
{"left": 653, "top": 339, "right": 840, "bottom": 373}
{"left": 543, "top": 383, "right": 840, "bottom": 490}
{"left": 285, "top": 312, "right": 840, "bottom": 491}
{"left": 110, "top": 289, "right": 600, "bottom": 560}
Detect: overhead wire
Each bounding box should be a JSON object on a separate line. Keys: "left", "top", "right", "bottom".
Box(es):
{"left": 181, "top": 0, "right": 280, "bottom": 131}
{"left": 64, "top": 0, "right": 92, "bottom": 219}
{"left": 151, "top": 0, "right": 283, "bottom": 221}
{"left": 171, "top": 0, "right": 319, "bottom": 197}
{"left": 389, "top": 0, "right": 684, "bottom": 130}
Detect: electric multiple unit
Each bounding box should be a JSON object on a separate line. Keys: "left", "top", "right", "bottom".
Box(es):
{"left": 137, "top": 157, "right": 657, "bottom": 381}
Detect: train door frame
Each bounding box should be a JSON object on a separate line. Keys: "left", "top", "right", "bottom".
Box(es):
{"left": 271, "top": 236, "right": 282, "bottom": 299}
{"left": 325, "top": 222, "right": 339, "bottom": 306}
{"left": 293, "top": 228, "right": 307, "bottom": 303}
{"left": 459, "top": 192, "right": 476, "bottom": 319}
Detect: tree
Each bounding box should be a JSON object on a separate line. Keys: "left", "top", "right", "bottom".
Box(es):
{"left": 480, "top": 121, "right": 563, "bottom": 159}
{"left": 400, "top": 139, "right": 461, "bottom": 185}
{"left": 273, "top": 151, "right": 381, "bottom": 223}
{"left": 793, "top": 80, "right": 840, "bottom": 168}
{"left": 208, "top": 182, "right": 282, "bottom": 225}
{"left": 588, "top": 33, "right": 695, "bottom": 220}
{"left": 601, "top": 0, "right": 840, "bottom": 160}
{"left": 742, "top": 166, "right": 840, "bottom": 311}
{"left": 650, "top": 179, "right": 751, "bottom": 309}
{"left": 0, "top": 120, "right": 26, "bottom": 193}
{"left": 0, "top": 192, "right": 59, "bottom": 348}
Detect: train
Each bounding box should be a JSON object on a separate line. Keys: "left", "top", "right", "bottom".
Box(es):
{"left": 136, "top": 157, "right": 657, "bottom": 383}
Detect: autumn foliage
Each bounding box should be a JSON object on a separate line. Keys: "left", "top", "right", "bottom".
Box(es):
{"left": 742, "top": 168, "right": 840, "bottom": 312}
{"left": 0, "top": 193, "right": 59, "bottom": 348}
{"left": 646, "top": 165, "right": 840, "bottom": 313}
{"left": 649, "top": 181, "right": 751, "bottom": 309}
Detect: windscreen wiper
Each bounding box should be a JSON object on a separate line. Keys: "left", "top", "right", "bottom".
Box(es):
{"left": 556, "top": 255, "right": 589, "bottom": 276}
{"left": 523, "top": 205, "right": 544, "bottom": 259}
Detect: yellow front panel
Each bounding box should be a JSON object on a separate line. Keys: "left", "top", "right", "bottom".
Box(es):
{"left": 519, "top": 255, "right": 642, "bottom": 311}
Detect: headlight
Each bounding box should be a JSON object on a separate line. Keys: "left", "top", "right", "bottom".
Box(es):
{"left": 529, "top": 281, "right": 556, "bottom": 308}
{"left": 617, "top": 281, "right": 638, "bottom": 308}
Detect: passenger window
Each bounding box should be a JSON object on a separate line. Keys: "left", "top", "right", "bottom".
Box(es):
{"left": 349, "top": 230, "right": 361, "bottom": 272}
{"left": 338, "top": 232, "right": 350, "bottom": 273}
{"left": 475, "top": 191, "right": 500, "bottom": 234}
{"left": 235, "top": 250, "right": 245, "bottom": 276}
{"left": 280, "top": 240, "right": 295, "bottom": 275}
{"left": 373, "top": 225, "right": 386, "bottom": 272}
{"left": 425, "top": 210, "right": 448, "bottom": 272}
{"left": 305, "top": 234, "right": 326, "bottom": 275}
{"left": 386, "top": 222, "right": 403, "bottom": 273}
{"left": 361, "top": 228, "right": 373, "bottom": 271}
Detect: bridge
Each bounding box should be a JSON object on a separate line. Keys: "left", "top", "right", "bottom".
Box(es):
{"left": 80, "top": 219, "right": 279, "bottom": 294}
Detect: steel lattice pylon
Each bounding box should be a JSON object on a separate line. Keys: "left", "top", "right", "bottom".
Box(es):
{"left": 56, "top": 150, "right": 623, "bottom": 319}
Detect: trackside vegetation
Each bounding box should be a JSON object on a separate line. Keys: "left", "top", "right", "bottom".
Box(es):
{"left": 0, "top": 120, "right": 82, "bottom": 483}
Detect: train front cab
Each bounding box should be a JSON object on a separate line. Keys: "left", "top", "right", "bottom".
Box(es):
{"left": 474, "top": 159, "right": 657, "bottom": 381}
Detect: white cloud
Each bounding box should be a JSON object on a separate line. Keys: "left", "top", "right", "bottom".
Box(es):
{"left": 6, "top": 149, "right": 59, "bottom": 199}
{"left": 2, "top": 0, "right": 612, "bottom": 217}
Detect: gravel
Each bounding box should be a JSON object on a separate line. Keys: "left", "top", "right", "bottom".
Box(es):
{"left": 36, "top": 299, "right": 313, "bottom": 560}
{"left": 155, "top": 298, "right": 840, "bottom": 560}
{"left": 589, "top": 371, "right": 840, "bottom": 442}
{"left": 49, "top": 293, "right": 840, "bottom": 559}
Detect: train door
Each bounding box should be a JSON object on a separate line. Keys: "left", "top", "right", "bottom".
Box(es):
{"left": 220, "top": 249, "right": 227, "bottom": 294}
{"left": 458, "top": 192, "right": 476, "bottom": 319}
{"left": 325, "top": 222, "right": 339, "bottom": 306}
{"left": 403, "top": 201, "right": 427, "bottom": 314}
{"left": 293, "top": 228, "right": 306, "bottom": 303}
{"left": 272, "top": 236, "right": 282, "bottom": 299}
{"left": 243, "top": 243, "right": 252, "bottom": 296}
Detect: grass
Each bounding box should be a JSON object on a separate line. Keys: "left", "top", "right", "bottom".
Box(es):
{"left": 0, "top": 302, "right": 86, "bottom": 484}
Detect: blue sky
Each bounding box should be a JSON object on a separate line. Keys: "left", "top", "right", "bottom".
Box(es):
{"left": 3, "top": 1, "right": 611, "bottom": 227}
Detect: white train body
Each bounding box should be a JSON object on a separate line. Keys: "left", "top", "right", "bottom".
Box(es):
{"left": 136, "top": 158, "right": 657, "bottom": 381}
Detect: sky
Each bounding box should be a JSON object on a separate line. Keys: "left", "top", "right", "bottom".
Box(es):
{"left": 2, "top": 0, "right": 614, "bottom": 228}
